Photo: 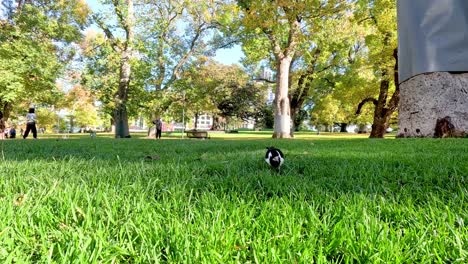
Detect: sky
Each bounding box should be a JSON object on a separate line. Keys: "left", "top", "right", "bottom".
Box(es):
{"left": 213, "top": 45, "right": 244, "bottom": 65}
{"left": 85, "top": 0, "right": 244, "bottom": 65}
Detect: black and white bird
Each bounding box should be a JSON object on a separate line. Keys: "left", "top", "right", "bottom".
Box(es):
{"left": 265, "top": 147, "right": 284, "bottom": 170}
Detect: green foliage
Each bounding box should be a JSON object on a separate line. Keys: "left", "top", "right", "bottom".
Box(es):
{"left": 134, "top": 0, "right": 237, "bottom": 90}
{"left": 255, "top": 104, "right": 274, "bottom": 129}
{"left": 159, "top": 58, "right": 251, "bottom": 122}
{"left": 81, "top": 29, "right": 150, "bottom": 120}
{"left": 35, "top": 108, "right": 59, "bottom": 131}
{"left": 64, "top": 85, "right": 101, "bottom": 128}
{"left": 80, "top": 31, "right": 120, "bottom": 118}
{"left": 0, "top": 137, "right": 466, "bottom": 262}
{"left": 311, "top": 95, "right": 342, "bottom": 127}
{"left": 0, "top": 0, "right": 90, "bottom": 117}
{"left": 306, "top": 0, "right": 398, "bottom": 129}
{"left": 218, "top": 83, "right": 267, "bottom": 122}
{"left": 81, "top": 0, "right": 237, "bottom": 127}
{"left": 74, "top": 104, "right": 100, "bottom": 128}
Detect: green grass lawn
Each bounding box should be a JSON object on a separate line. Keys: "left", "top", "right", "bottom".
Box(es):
{"left": 0, "top": 134, "right": 466, "bottom": 263}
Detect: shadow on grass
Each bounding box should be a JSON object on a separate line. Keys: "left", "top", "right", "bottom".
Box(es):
{"left": 2, "top": 137, "right": 466, "bottom": 202}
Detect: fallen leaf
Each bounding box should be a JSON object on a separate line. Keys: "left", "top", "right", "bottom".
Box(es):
{"left": 14, "top": 194, "right": 27, "bottom": 206}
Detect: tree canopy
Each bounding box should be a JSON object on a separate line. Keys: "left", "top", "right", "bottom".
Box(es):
{"left": 0, "top": 0, "right": 89, "bottom": 119}
{"left": 1, "top": 0, "right": 401, "bottom": 138}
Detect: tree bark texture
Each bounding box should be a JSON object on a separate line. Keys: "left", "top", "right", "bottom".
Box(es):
{"left": 273, "top": 57, "right": 292, "bottom": 138}
{"left": 114, "top": 0, "right": 134, "bottom": 138}
{"left": 0, "top": 101, "right": 12, "bottom": 121}
{"left": 397, "top": 72, "right": 468, "bottom": 138}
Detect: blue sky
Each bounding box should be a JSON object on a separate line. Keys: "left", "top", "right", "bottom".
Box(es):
{"left": 85, "top": 0, "right": 243, "bottom": 65}
{"left": 213, "top": 45, "right": 244, "bottom": 65}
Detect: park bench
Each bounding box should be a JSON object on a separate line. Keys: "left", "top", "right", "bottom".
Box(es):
{"left": 186, "top": 130, "right": 209, "bottom": 139}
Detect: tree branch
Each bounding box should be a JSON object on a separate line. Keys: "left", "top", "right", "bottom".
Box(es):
{"left": 253, "top": 78, "right": 276, "bottom": 84}
{"left": 356, "top": 98, "right": 378, "bottom": 115}
{"left": 93, "top": 14, "right": 121, "bottom": 52}
{"left": 387, "top": 48, "right": 400, "bottom": 112}
{"left": 284, "top": 16, "right": 301, "bottom": 58}
{"left": 167, "top": 23, "right": 216, "bottom": 85}
{"left": 263, "top": 28, "right": 284, "bottom": 59}
{"left": 112, "top": 0, "right": 126, "bottom": 29}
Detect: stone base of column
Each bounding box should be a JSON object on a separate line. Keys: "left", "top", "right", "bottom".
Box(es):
{"left": 397, "top": 72, "right": 468, "bottom": 138}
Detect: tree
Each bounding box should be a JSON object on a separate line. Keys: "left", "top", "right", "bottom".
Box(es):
{"left": 307, "top": 40, "right": 376, "bottom": 133}
{"left": 237, "top": 0, "right": 350, "bottom": 138}
{"left": 135, "top": 0, "right": 237, "bottom": 93}
{"left": 35, "top": 108, "right": 59, "bottom": 132}
{"left": 0, "top": 0, "right": 89, "bottom": 120}
{"left": 93, "top": 0, "right": 135, "bottom": 138}
{"left": 80, "top": 30, "right": 118, "bottom": 127}
{"left": 255, "top": 105, "right": 274, "bottom": 129}
{"left": 217, "top": 83, "right": 267, "bottom": 124}
{"left": 355, "top": 0, "right": 399, "bottom": 138}
{"left": 163, "top": 58, "right": 250, "bottom": 128}
{"left": 288, "top": 12, "right": 359, "bottom": 134}
{"left": 137, "top": 1, "right": 207, "bottom": 90}
{"left": 310, "top": 95, "right": 342, "bottom": 131}
{"left": 85, "top": 1, "right": 235, "bottom": 136}
{"left": 65, "top": 85, "right": 100, "bottom": 130}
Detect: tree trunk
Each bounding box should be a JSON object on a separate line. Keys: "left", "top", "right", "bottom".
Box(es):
{"left": 339, "top": 123, "right": 348, "bottom": 133}
{"left": 113, "top": 0, "right": 134, "bottom": 138}
{"left": 368, "top": 76, "right": 397, "bottom": 138}
{"left": 370, "top": 48, "right": 399, "bottom": 138}
{"left": 369, "top": 75, "right": 390, "bottom": 138}
{"left": 194, "top": 112, "right": 199, "bottom": 130}
{"left": 290, "top": 106, "right": 297, "bottom": 136}
{"left": 290, "top": 101, "right": 306, "bottom": 135}
{"left": 370, "top": 116, "right": 390, "bottom": 138}
{"left": 0, "top": 101, "right": 12, "bottom": 121}
{"left": 291, "top": 110, "right": 301, "bottom": 133}
{"left": 273, "top": 57, "right": 292, "bottom": 138}
{"left": 114, "top": 104, "right": 130, "bottom": 138}
{"left": 357, "top": 48, "right": 399, "bottom": 138}
{"left": 109, "top": 117, "right": 115, "bottom": 133}
{"left": 211, "top": 115, "right": 221, "bottom": 130}
{"left": 69, "top": 115, "right": 74, "bottom": 133}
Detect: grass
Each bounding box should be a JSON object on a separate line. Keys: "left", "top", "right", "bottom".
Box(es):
{"left": 35, "top": 130, "right": 396, "bottom": 140}
{"left": 0, "top": 134, "right": 466, "bottom": 263}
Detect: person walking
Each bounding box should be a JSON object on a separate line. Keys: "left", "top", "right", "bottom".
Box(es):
{"left": 0, "top": 111, "right": 5, "bottom": 140}
{"left": 23, "top": 108, "right": 38, "bottom": 139}
{"left": 153, "top": 117, "right": 163, "bottom": 139}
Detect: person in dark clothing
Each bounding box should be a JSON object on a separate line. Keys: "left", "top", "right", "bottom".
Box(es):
{"left": 23, "top": 108, "right": 37, "bottom": 139}
{"left": 9, "top": 127, "right": 16, "bottom": 139}
{"left": 152, "top": 117, "right": 162, "bottom": 139}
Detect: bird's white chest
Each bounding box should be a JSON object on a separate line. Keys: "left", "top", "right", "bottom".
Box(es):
{"left": 265, "top": 151, "right": 284, "bottom": 167}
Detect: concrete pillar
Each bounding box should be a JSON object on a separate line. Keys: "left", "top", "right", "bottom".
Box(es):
{"left": 397, "top": 72, "right": 468, "bottom": 137}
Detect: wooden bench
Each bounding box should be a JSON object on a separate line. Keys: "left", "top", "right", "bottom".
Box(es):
{"left": 186, "top": 130, "right": 209, "bottom": 139}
